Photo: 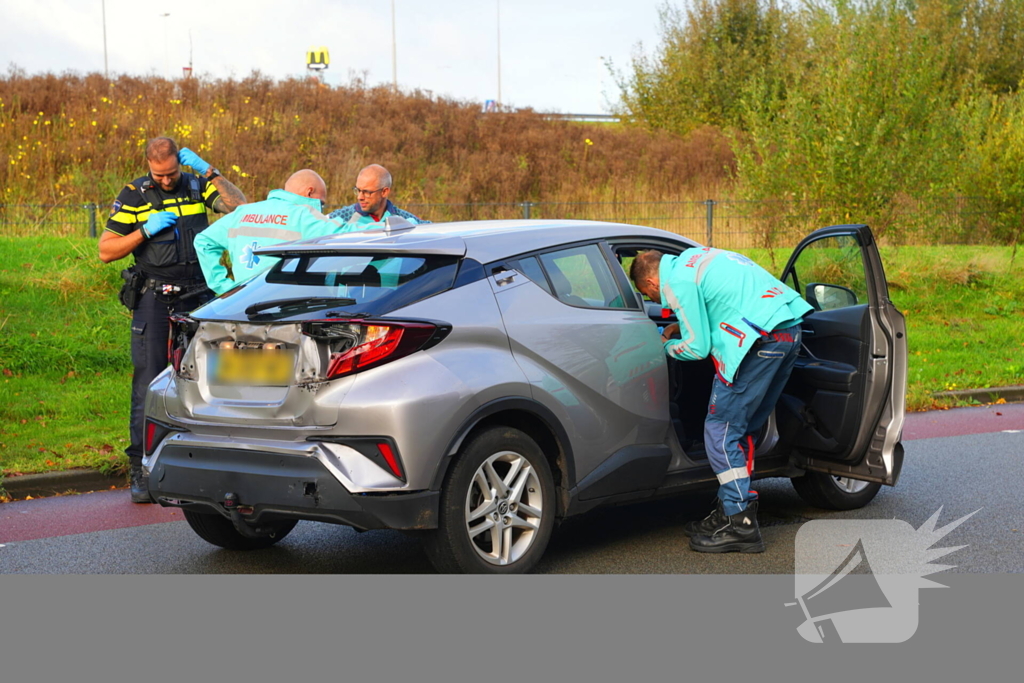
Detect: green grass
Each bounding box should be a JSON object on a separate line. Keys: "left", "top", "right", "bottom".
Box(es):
{"left": 881, "top": 246, "right": 1024, "bottom": 409}
{"left": 743, "top": 245, "right": 1024, "bottom": 410}
{"left": 1, "top": 237, "right": 132, "bottom": 493}
{"left": 2, "top": 237, "right": 1023, "bottom": 489}
{"left": 1, "top": 373, "right": 129, "bottom": 474}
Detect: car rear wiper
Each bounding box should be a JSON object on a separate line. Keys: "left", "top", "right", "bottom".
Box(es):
{"left": 245, "top": 297, "right": 357, "bottom": 319}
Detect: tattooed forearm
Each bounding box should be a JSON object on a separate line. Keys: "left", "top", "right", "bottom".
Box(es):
{"left": 211, "top": 176, "right": 247, "bottom": 213}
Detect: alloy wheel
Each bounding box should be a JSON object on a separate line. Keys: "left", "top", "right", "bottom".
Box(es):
{"left": 464, "top": 450, "right": 545, "bottom": 565}
{"left": 831, "top": 476, "right": 871, "bottom": 494}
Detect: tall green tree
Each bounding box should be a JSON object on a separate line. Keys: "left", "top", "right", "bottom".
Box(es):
{"left": 611, "top": 0, "right": 802, "bottom": 134}
{"left": 733, "top": 0, "right": 971, "bottom": 236}
{"left": 957, "top": 92, "right": 1024, "bottom": 252}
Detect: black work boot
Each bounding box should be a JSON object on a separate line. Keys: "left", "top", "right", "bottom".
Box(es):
{"left": 681, "top": 499, "right": 727, "bottom": 537}
{"left": 689, "top": 501, "right": 764, "bottom": 553}
{"left": 129, "top": 458, "right": 153, "bottom": 504}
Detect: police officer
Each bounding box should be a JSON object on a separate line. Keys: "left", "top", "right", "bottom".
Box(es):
{"left": 98, "top": 136, "right": 246, "bottom": 503}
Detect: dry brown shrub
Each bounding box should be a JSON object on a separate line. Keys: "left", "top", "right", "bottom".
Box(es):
{"left": 938, "top": 260, "right": 987, "bottom": 287}
{"left": 0, "top": 71, "right": 736, "bottom": 213}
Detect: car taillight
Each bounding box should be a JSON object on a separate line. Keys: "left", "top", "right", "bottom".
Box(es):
{"left": 376, "top": 441, "right": 403, "bottom": 480}
{"left": 145, "top": 418, "right": 185, "bottom": 455}
{"left": 302, "top": 319, "right": 449, "bottom": 380}
{"left": 145, "top": 421, "right": 157, "bottom": 454}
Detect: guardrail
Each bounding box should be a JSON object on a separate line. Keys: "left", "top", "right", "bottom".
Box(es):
{"left": 540, "top": 113, "right": 621, "bottom": 123}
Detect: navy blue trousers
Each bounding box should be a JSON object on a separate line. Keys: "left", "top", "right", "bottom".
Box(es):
{"left": 127, "top": 288, "right": 210, "bottom": 462}
{"left": 704, "top": 325, "right": 802, "bottom": 516}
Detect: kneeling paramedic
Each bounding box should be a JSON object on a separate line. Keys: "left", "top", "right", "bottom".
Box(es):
{"left": 631, "top": 249, "right": 812, "bottom": 553}
{"left": 98, "top": 137, "right": 246, "bottom": 503}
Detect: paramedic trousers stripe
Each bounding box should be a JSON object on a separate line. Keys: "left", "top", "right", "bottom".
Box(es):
{"left": 704, "top": 325, "right": 801, "bottom": 516}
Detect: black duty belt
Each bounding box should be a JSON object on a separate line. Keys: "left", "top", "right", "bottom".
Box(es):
{"left": 144, "top": 278, "right": 210, "bottom": 300}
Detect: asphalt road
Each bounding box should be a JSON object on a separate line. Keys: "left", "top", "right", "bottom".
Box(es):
{"left": 1, "top": 404, "right": 1022, "bottom": 574}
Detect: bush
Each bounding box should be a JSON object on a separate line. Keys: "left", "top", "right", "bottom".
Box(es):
{"left": 0, "top": 69, "right": 735, "bottom": 212}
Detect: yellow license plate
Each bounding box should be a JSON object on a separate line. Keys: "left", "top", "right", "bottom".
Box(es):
{"left": 210, "top": 348, "right": 296, "bottom": 386}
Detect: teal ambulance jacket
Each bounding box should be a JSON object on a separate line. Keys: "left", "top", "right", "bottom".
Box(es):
{"left": 659, "top": 248, "right": 813, "bottom": 384}
{"left": 196, "top": 189, "right": 347, "bottom": 295}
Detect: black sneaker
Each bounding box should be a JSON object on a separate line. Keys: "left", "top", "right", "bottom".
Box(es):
{"left": 681, "top": 500, "right": 727, "bottom": 537}
{"left": 129, "top": 461, "right": 153, "bottom": 504}
{"left": 689, "top": 501, "right": 764, "bottom": 553}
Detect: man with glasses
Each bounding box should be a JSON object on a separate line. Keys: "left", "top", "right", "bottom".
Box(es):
{"left": 329, "top": 164, "right": 428, "bottom": 229}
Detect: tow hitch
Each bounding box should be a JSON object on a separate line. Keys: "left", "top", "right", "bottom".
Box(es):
{"left": 222, "top": 492, "right": 285, "bottom": 539}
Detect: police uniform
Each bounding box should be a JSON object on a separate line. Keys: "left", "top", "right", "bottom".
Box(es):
{"left": 106, "top": 172, "right": 220, "bottom": 465}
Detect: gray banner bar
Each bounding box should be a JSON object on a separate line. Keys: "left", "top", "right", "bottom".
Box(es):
{"left": 0, "top": 573, "right": 1017, "bottom": 680}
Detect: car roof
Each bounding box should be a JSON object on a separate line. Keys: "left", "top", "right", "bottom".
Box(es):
{"left": 256, "top": 219, "right": 701, "bottom": 263}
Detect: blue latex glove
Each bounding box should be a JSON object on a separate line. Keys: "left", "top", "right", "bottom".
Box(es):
{"left": 178, "top": 147, "right": 210, "bottom": 176}
{"left": 142, "top": 211, "right": 178, "bottom": 239}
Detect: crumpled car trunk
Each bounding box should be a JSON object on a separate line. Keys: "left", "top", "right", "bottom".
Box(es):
{"left": 167, "top": 320, "right": 354, "bottom": 427}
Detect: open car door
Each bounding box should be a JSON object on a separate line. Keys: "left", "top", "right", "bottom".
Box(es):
{"left": 778, "top": 224, "right": 907, "bottom": 486}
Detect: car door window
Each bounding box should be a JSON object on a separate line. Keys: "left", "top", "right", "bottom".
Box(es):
{"left": 782, "top": 235, "right": 867, "bottom": 312}
{"left": 509, "top": 256, "right": 553, "bottom": 295}
{"left": 538, "top": 244, "right": 627, "bottom": 309}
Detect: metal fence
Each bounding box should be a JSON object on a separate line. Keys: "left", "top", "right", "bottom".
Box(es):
{"left": 0, "top": 203, "right": 106, "bottom": 239}
{"left": 0, "top": 197, "right": 1007, "bottom": 249}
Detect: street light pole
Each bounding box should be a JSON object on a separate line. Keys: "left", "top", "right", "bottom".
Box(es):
{"left": 101, "top": 0, "right": 109, "bottom": 78}
{"left": 160, "top": 13, "right": 170, "bottom": 79}
{"left": 496, "top": 0, "right": 502, "bottom": 107}
{"left": 391, "top": 0, "right": 397, "bottom": 92}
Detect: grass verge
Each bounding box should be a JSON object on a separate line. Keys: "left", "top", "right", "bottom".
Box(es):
{"left": 744, "top": 244, "right": 1024, "bottom": 408}
{"left": 1, "top": 236, "right": 130, "bottom": 490}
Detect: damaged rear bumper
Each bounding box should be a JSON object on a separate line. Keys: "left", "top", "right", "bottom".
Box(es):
{"left": 148, "top": 444, "right": 438, "bottom": 531}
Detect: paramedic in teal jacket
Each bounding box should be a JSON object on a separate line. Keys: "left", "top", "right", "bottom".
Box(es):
{"left": 196, "top": 169, "right": 354, "bottom": 295}
{"left": 328, "top": 164, "right": 428, "bottom": 229}
{"left": 631, "top": 248, "right": 813, "bottom": 554}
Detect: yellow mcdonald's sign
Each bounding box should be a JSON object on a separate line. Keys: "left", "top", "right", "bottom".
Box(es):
{"left": 306, "top": 46, "right": 330, "bottom": 70}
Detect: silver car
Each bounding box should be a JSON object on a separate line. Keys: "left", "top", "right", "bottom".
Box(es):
{"left": 144, "top": 219, "right": 907, "bottom": 573}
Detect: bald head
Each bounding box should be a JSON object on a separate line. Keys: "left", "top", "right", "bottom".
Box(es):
{"left": 357, "top": 164, "right": 392, "bottom": 190}
{"left": 284, "top": 169, "right": 327, "bottom": 202}
{"left": 354, "top": 164, "right": 393, "bottom": 216}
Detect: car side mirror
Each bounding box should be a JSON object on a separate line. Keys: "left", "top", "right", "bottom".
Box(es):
{"left": 806, "top": 283, "right": 858, "bottom": 311}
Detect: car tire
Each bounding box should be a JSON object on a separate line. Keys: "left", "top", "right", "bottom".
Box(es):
{"left": 425, "top": 426, "right": 556, "bottom": 574}
{"left": 183, "top": 509, "right": 298, "bottom": 550}
{"left": 790, "top": 472, "right": 882, "bottom": 511}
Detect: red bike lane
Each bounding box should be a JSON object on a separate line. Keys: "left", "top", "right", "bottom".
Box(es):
{"left": 2, "top": 402, "right": 1022, "bottom": 545}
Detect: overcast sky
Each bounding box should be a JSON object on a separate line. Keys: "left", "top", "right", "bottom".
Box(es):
{"left": 0, "top": 0, "right": 670, "bottom": 113}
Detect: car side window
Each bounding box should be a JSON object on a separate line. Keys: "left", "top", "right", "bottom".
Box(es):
{"left": 783, "top": 235, "right": 867, "bottom": 312}
{"left": 537, "top": 244, "right": 627, "bottom": 309}
{"left": 510, "top": 256, "right": 553, "bottom": 295}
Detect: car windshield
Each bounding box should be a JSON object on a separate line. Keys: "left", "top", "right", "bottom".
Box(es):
{"left": 193, "top": 253, "right": 462, "bottom": 321}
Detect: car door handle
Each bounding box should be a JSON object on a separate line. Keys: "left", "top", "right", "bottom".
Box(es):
{"left": 492, "top": 269, "right": 519, "bottom": 286}
{"left": 801, "top": 327, "right": 815, "bottom": 336}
